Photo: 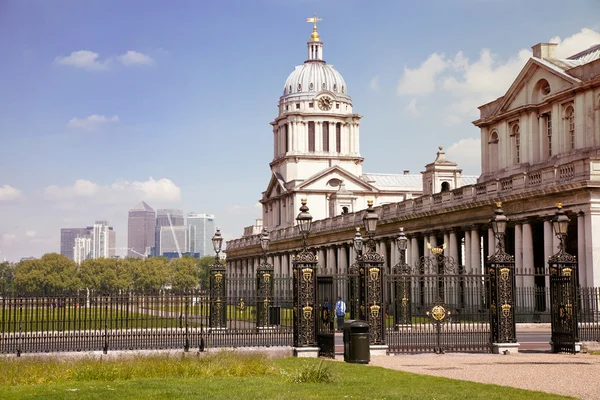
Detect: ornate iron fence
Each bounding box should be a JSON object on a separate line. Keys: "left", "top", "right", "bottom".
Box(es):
{"left": 578, "top": 287, "right": 600, "bottom": 342}
{"left": 0, "top": 276, "right": 293, "bottom": 355}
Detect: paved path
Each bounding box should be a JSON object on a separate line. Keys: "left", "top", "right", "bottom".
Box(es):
{"left": 367, "top": 352, "right": 600, "bottom": 399}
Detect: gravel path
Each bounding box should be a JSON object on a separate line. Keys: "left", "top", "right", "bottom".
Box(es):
{"left": 366, "top": 352, "right": 600, "bottom": 399}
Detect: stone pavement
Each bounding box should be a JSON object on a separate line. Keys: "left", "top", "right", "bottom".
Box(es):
{"left": 365, "top": 352, "right": 600, "bottom": 399}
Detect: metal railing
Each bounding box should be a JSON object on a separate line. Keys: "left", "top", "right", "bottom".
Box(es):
{"left": 0, "top": 276, "right": 293, "bottom": 355}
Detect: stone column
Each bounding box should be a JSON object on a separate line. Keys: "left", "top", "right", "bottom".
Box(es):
{"left": 514, "top": 222, "right": 523, "bottom": 287}
{"left": 443, "top": 230, "right": 450, "bottom": 257}
{"left": 281, "top": 253, "right": 289, "bottom": 277}
{"left": 410, "top": 236, "right": 419, "bottom": 267}
{"left": 578, "top": 212, "right": 587, "bottom": 287}
{"left": 470, "top": 226, "right": 481, "bottom": 274}
{"left": 339, "top": 245, "right": 347, "bottom": 274}
{"left": 522, "top": 221, "right": 535, "bottom": 287}
{"left": 449, "top": 229, "right": 459, "bottom": 265}
{"left": 317, "top": 247, "right": 326, "bottom": 273}
{"left": 327, "top": 247, "right": 336, "bottom": 275}
{"left": 544, "top": 219, "right": 554, "bottom": 291}
{"left": 464, "top": 227, "right": 472, "bottom": 273}
{"left": 488, "top": 227, "right": 495, "bottom": 258}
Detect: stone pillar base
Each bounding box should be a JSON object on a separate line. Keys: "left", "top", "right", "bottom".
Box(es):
{"left": 550, "top": 342, "right": 582, "bottom": 353}
{"left": 293, "top": 347, "right": 320, "bottom": 358}
{"left": 369, "top": 344, "right": 388, "bottom": 356}
{"left": 492, "top": 342, "right": 520, "bottom": 354}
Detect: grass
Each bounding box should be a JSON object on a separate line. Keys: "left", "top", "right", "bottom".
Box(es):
{"left": 0, "top": 352, "right": 572, "bottom": 400}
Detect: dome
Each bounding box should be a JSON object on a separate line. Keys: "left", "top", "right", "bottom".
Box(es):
{"left": 282, "top": 62, "right": 350, "bottom": 101}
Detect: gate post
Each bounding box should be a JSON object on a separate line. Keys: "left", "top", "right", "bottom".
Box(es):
{"left": 358, "top": 201, "right": 386, "bottom": 353}
{"left": 487, "top": 203, "right": 519, "bottom": 354}
{"left": 548, "top": 203, "right": 579, "bottom": 353}
{"left": 292, "top": 199, "right": 319, "bottom": 357}
{"left": 256, "top": 228, "right": 274, "bottom": 329}
{"left": 209, "top": 229, "right": 227, "bottom": 330}
{"left": 393, "top": 228, "right": 412, "bottom": 328}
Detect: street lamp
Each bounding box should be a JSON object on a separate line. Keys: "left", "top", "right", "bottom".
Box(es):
{"left": 296, "top": 198, "right": 313, "bottom": 249}
{"left": 490, "top": 202, "right": 508, "bottom": 253}
{"left": 363, "top": 200, "right": 379, "bottom": 237}
{"left": 212, "top": 228, "right": 223, "bottom": 261}
{"left": 396, "top": 227, "right": 408, "bottom": 265}
{"left": 353, "top": 227, "right": 363, "bottom": 256}
{"left": 552, "top": 203, "right": 570, "bottom": 253}
{"left": 260, "top": 227, "right": 270, "bottom": 265}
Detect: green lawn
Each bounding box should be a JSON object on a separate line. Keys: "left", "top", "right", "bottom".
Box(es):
{"left": 0, "top": 306, "right": 199, "bottom": 332}
{"left": 0, "top": 353, "right": 571, "bottom": 400}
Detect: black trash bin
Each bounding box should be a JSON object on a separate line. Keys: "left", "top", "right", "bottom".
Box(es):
{"left": 343, "top": 320, "right": 370, "bottom": 364}
{"left": 268, "top": 306, "right": 281, "bottom": 326}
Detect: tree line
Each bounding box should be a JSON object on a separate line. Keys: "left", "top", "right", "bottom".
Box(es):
{"left": 0, "top": 253, "right": 220, "bottom": 294}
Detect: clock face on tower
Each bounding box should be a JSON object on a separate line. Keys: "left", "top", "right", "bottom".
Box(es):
{"left": 318, "top": 96, "right": 332, "bottom": 111}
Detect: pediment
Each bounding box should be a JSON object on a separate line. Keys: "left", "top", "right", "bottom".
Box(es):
{"left": 263, "top": 172, "right": 287, "bottom": 199}
{"left": 494, "top": 59, "right": 580, "bottom": 116}
{"left": 297, "top": 166, "right": 378, "bottom": 192}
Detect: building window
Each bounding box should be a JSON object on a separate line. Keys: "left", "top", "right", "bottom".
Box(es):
{"left": 336, "top": 103, "right": 340, "bottom": 109}
{"left": 284, "top": 124, "right": 289, "bottom": 153}
{"left": 322, "top": 122, "right": 329, "bottom": 152}
{"left": 546, "top": 113, "right": 552, "bottom": 158}
{"left": 297, "top": 83, "right": 302, "bottom": 91}
{"left": 296, "top": 103, "right": 300, "bottom": 110}
{"left": 566, "top": 106, "right": 575, "bottom": 150}
{"left": 512, "top": 124, "right": 521, "bottom": 164}
{"left": 309, "top": 102, "right": 314, "bottom": 108}
{"left": 308, "top": 121, "right": 315, "bottom": 152}
{"left": 441, "top": 182, "right": 450, "bottom": 192}
{"left": 341, "top": 206, "right": 349, "bottom": 215}
{"left": 309, "top": 83, "right": 314, "bottom": 90}
{"left": 336, "top": 123, "right": 342, "bottom": 153}
{"left": 286, "top": 105, "right": 289, "bottom": 111}
{"left": 333, "top": 84, "right": 337, "bottom": 92}
{"left": 489, "top": 131, "right": 499, "bottom": 171}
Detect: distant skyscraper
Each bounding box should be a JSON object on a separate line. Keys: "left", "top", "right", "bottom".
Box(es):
{"left": 159, "top": 225, "right": 188, "bottom": 256}
{"left": 73, "top": 237, "right": 92, "bottom": 264}
{"left": 128, "top": 201, "right": 156, "bottom": 258}
{"left": 187, "top": 213, "right": 215, "bottom": 257}
{"left": 154, "top": 209, "right": 184, "bottom": 256}
{"left": 91, "top": 221, "right": 114, "bottom": 258}
{"left": 60, "top": 228, "right": 89, "bottom": 260}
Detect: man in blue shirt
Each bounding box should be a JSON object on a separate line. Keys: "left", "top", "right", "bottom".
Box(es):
{"left": 334, "top": 296, "right": 346, "bottom": 332}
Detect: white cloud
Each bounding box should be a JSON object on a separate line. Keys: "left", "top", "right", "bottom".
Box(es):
{"left": 396, "top": 28, "right": 599, "bottom": 123}
{"left": 445, "top": 138, "right": 481, "bottom": 173}
{"left": 54, "top": 50, "right": 110, "bottom": 71}
{"left": 2, "top": 233, "right": 16, "bottom": 242}
{"left": 368, "top": 75, "right": 380, "bottom": 91}
{"left": 55, "top": 50, "right": 154, "bottom": 70}
{"left": 551, "top": 28, "right": 600, "bottom": 58}
{"left": 44, "top": 177, "right": 182, "bottom": 204}
{"left": 118, "top": 50, "right": 153, "bottom": 66}
{"left": 404, "top": 98, "right": 422, "bottom": 117}
{"left": 25, "top": 231, "right": 37, "bottom": 238}
{"left": 0, "top": 185, "right": 23, "bottom": 201}
{"left": 67, "top": 114, "right": 120, "bottom": 131}
{"left": 397, "top": 53, "right": 447, "bottom": 96}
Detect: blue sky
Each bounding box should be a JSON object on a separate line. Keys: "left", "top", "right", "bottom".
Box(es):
{"left": 1, "top": 0, "right": 599, "bottom": 261}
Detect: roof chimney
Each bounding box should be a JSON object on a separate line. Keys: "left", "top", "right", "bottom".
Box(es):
{"left": 532, "top": 43, "right": 558, "bottom": 60}
{"left": 403, "top": 170, "right": 410, "bottom": 175}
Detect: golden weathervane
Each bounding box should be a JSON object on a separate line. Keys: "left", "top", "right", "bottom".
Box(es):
{"left": 306, "top": 13, "right": 322, "bottom": 29}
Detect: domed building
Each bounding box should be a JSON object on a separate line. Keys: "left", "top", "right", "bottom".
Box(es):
{"left": 261, "top": 22, "right": 464, "bottom": 230}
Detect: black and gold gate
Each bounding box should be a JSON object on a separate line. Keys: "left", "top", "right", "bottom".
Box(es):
{"left": 316, "top": 276, "right": 335, "bottom": 358}
{"left": 548, "top": 204, "right": 579, "bottom": 353}
{"left": 386, "top": 246, "right": 492, "bottom": 354}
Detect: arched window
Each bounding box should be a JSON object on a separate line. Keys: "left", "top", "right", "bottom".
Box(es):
{"left": 297, "top": 83, "right": 302, "bottom": 92}
{"left": 322, "top": 122, "right": 329, "bottom": 152}
{"left": 489, "top": 130, "right": 499, "bottom": 171}
{"left": 341, "top": 206, "right": 349, "bottom": 215}
{"left": 309, "top": 83, "right": 314, "bottom": 90}
{"left": 533, "top": 79, "right": 551, "bottom": 103}
{"left": 512, "top": 124, "right": 521, "bottom": 164}
{"left": 441, "top": 182, "right": 450, "bottom": 192}
{"left": 336, "top": 123, "right": 342, "bottom": 153}
{"left": 308, "top": 121, "right": 315, "bottom": 152}
{"left": 284, "top": 124, "right": 289, "bottom": 153}
{"left": 566, "top": 106, "right": 575, "bottom": 150}
{"left": 333, "top": 84, "right": 337, "bottom": 92}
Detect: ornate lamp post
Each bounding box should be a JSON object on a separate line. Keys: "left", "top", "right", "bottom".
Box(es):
{"left": 548, "top": 203, "right": 579, "bottom": 353}
{"left": 349, "top": 227, "right": 363, "bottom": 319}
{"left": 256, "top": 228, "right": 274, "bottom": 329}
{"left": 358, "top": 200, "right": 385, "bottom": 345}
{"left": 209, "top": 228, "right": 227, "bottom": 329}
{"left": 394, "top": 228, "right": 412, "bottom": 327}
{"left": 487, "top": 202, "right": 518, "bottom": 353}
{"left": 292, "top": 199, "right": 318, "bottom": 349}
